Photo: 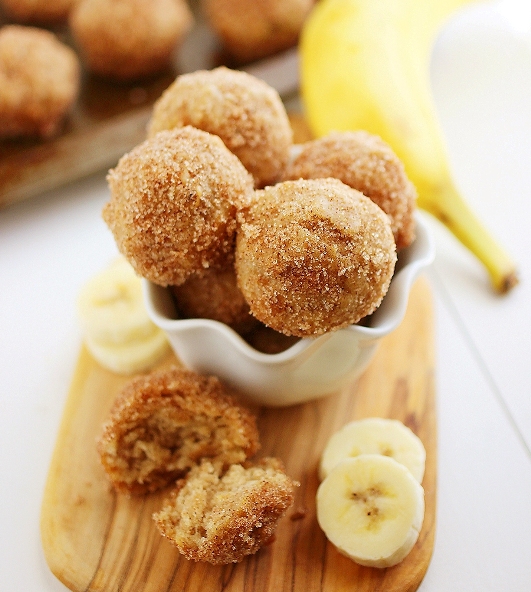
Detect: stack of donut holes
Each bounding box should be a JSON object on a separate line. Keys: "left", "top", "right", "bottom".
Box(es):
{"left": 104, "top": 66, "right": 417, "bottom": 343}
{"left": 0, "top": 0, "right": 315, "bottom": 140}
{"left": 99, "top": 66, "right": 417, "bottom": 563}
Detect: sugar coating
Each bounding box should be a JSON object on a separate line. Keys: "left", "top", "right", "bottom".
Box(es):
{"left": 69, "top": 0, "right": 193, "bottom": 80}
{"left": 202, "top": 0, "right": 314, "bottom": 63}
{"left": 147, "top": 66, "right": 293, "bottom": 188}
{"left": 171, "top": 262, "right": 259, "bottom": 335}
{"left": 153, "top": 458, "right": 297, "bottom": 563}
{"left": 235, "top": 178, "right": 397, "bottom": 337}
{"left": 0, "top": 25, "right": 80, "bottom": 138}
{"left": 97, "top": 365, "right": 260, "bottom": 495}
{"left": 284, "top": 131, "right": 417, "bottom": 250}
{"left": 103, "top": 126, "right": 254, "bottom": 287}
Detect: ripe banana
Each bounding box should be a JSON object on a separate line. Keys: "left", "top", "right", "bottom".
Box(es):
{"left": 316, "top": 454, "right": 425, "bottom": 568}
{"left": 300, "top": 0, "right": 519, "bottom": 293}
{"left": 77, "top": 256, "right": 170, "bottom": 374}
{"left": 319, "top": 417, "right": 426, "bottom": 483}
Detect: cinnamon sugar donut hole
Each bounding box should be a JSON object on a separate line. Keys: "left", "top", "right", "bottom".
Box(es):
{"left": 103, "top": 126, "right": 254, "bottom": 287}
{"left": 69, "top": 0, "right": 193, "bottom": 80}
{"left": 0, "top": 25, "right": 80, "bottom": 139}
{"left": 171, "top": 263, "right": 259, "bottom": 335}
{"left": 235, "top": 178, "right": 397, "bottom": 337}
{"left": 201, "top": 0, "right": 314, "bottom": 64}
{"left": 148, "top": 67, "right": 293, "bottom": 188}
{"left": 284, "top": 131, "right": 417, "bottom": 250}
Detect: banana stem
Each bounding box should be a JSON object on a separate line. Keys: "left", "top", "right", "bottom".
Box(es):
{"left": 421, "top": 184, "right": 519, "bottom": 294}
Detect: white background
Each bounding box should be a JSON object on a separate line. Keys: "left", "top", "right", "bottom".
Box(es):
{"left": 1, "top": 1, "right": 531, "bottom": 590}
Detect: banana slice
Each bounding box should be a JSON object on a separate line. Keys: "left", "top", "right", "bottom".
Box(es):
{"left": 77, "top": 256, "right": 171, "bottom": 374}
{"left": 316, "top": 454, "right": 425, "bottom": 568}
{"left": 77, "top": 256, "right": 156, "bottom": 345}
{"left": 85, "top": 330, "right": 170, "bottom": 375}
{"left": 319, "top": 417, "right": 425, "bottom": 483}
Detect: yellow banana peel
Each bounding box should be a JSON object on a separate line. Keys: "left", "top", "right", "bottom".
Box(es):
{"left": 300, "top": 0, "right": 519, "bottom": 293}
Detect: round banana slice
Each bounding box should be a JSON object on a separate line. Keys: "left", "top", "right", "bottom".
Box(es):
{"left": 316, "top": 454, "right": 425, "bottom": 568}
{"left": 319, "top": 417, "right": 426, "bottom": 483}
{"left": 77, "top": 256, "right": 157, "bottom": 345}
{"left": 85, "top": 330, "right": 170, "bottom": 375}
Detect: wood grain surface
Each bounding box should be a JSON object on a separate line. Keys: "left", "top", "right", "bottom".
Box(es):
{"left": 40, "top": 277, "right": 437, "bottom": 592}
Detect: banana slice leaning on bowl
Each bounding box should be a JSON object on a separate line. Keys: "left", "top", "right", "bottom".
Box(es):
{"left": 77, "top": 256, "right": 170, "bottom": 374}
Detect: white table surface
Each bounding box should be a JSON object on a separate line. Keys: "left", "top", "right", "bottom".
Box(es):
{"left": 1, "top": 2, "right": 531, "bottom": 590}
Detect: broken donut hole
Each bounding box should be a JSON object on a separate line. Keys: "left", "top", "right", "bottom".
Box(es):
{"left": 153, "top": 458, "right": 298, "bottom": 564}
{"left": 97, "top": 366, "right": 260, "bottom": 495}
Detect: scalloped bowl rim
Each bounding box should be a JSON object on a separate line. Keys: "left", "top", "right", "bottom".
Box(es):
{"left": 143, "top": 211, "right": 435, "bottom": 368}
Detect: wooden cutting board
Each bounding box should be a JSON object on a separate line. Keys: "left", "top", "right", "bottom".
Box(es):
{"left": 40, "top": 276, "right": 436, "bottom": 592}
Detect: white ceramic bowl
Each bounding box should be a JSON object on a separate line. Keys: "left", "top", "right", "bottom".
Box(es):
{"left": 143, "top": 212, "right": 435, "bottom": 407}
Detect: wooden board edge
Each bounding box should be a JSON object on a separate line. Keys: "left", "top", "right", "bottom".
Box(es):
{"left": 40, "top": 277, "right": 437, "bottom": 592}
